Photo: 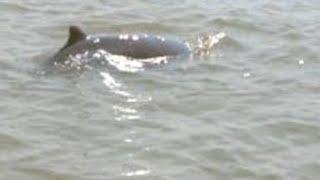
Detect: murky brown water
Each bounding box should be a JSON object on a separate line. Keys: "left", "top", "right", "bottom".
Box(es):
{"left": 1, "top": 0, "right": 320, "bottom": 179}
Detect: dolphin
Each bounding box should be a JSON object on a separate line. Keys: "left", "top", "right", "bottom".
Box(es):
{"left": 52, "top": 26, "right": 191, "bottom": 63}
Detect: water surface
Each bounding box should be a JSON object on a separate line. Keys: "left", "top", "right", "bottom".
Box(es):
{"left": 1, "top": 0, "right": 320, "bottom": 179}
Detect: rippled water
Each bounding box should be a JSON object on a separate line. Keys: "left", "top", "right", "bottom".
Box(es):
{"left": 1, "top": 0, "right": 320, "bottom": 179}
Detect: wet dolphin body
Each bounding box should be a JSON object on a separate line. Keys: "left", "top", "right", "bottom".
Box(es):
{"left": 52, "top": 26, "right": 191, "bottom": 63}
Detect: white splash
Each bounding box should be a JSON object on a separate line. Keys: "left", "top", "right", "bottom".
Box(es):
{"left": 195, "top": 32, "right": 226, "bottom": 55}
{"left": 113, "top": 90, "right": 132, "bottom": 97}
{"left": 141, "top": 56, "right": 168, "bottom": 65}
{"left": 100, "top": 72, "right": 121, "bottom": 89}
{"left": 298, "top": 59, "right": 304, "bottom": 65}
{"left": 156, "top": 35, "right": 165, "bottom": 41}
{"left": 243, "top": 72, "right": 251, "bottom": 78}
{"left": 104, "top": 54, "right": 144, "bottom": 73}
{"left": 93, "top": 38, "right": 100, "bottom": 43}
{"left": 185, "top": 42, "right": 192, "bottom": 51}
{"left": 116, "top": 114, "right": 141, "bottom": 121}
{"left": 119, "top": 34, "right": 129, "bottom": 40}
{"left": 75, "top": 54, "right": 82, "bottom": 59}
{"left": 83, "top": 51, "right": 89, "bottom": 57}
{"left": 132, "top": 35, "right": 139, "bottom": 41}
{"left": 96, "top": 49, "right": 108, "bottom": 57}
{"left": 86, "top": 35, "right": 92, "bottom": 40}
{"left": 93, "top": 53, "right": 101, "bottom": 59}
{"left": 113, "top": 105, "right": 137, "bottom": 114}
{"left": 202, "top": 32, "right": 226, "bottom": 48}
{"left": 127, "top": 98, "right": 138, "bottom": 103}
{"left": 68, "top": 54, "right": 82, "bottom": 65}
{"left": 124, "top": 115, "right": 141, "bottom": 120}
{"left": 122, "top": 170, "right": 151, "bottom": 177}
{"left": 124, "top": 138, "right": 133, "bottom": 143}
{"left": 64, "top": 59, "right": 71, "bottom": 65}
{"left": 216, "top": 32, "right": 226, "bottom": 39}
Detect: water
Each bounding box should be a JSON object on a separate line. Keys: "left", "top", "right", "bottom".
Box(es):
{"left": 1, "top": 0, "right": 320, "bottom": 179}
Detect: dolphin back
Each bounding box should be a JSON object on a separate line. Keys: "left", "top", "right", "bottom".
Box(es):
{"left": 52, "top": 26, "right": 191, "bottom": 63}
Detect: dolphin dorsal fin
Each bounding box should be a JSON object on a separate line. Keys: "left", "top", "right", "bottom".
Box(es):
{"left": 60, "top": 26, "right": 87, "bottom": 51}
{"left": 66, "top": 26, "right": 86, "bottom": 47}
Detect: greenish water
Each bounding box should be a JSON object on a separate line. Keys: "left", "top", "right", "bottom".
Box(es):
{"left": 1, "top": 0, "right": 320, "bottom": 179}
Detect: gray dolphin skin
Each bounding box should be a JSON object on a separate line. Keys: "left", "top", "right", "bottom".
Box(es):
{"left": 52, "top": 26, "right": 191, "bottom": 63}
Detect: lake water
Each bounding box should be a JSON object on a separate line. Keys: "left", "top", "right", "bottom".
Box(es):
{"left": 1, "top": 0, "right": 320, "bottom": 179}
